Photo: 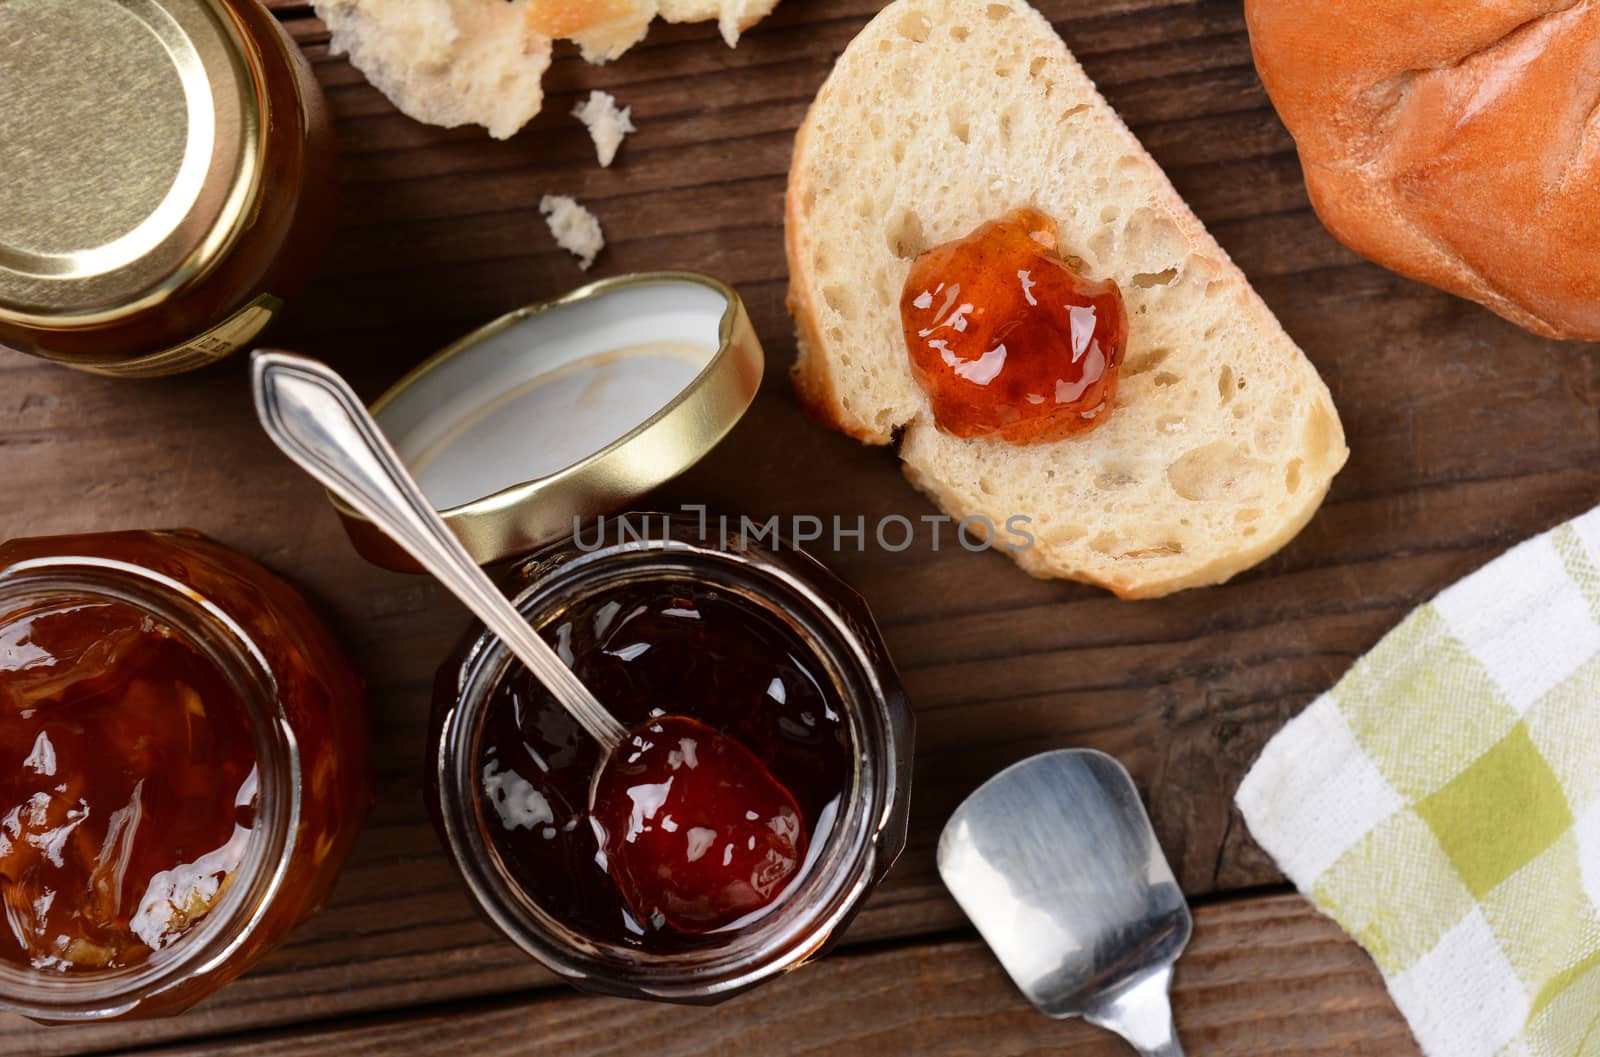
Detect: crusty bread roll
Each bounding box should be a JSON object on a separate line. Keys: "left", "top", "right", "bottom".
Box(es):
{"left": 786, "top": 0, "right": 1348, "bottom": 599}
{"left": 316, "top": 0, "right": 780, "bottom": 139}
{"left": 1246, "top": 0, "right": 1600, "bottom": 341}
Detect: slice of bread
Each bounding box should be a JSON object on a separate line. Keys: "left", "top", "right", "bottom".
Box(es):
{"left": 786, "top": 0, "right": 1348, "bottom": 599}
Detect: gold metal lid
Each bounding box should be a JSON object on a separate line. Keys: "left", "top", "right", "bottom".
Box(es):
{"left": 324, "top": 273, "right": 766, "bottom": 571}
{"left": 0, "top": 0, "right": 262, "bottom": 327}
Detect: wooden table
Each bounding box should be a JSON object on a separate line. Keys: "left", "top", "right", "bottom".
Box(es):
{"left": 5, "top": 0, "right": 1597, "bottom": 1052}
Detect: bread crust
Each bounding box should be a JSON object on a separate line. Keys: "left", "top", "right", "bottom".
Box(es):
{"left": 900, "top": 460, "right": 1334, "bottom": 600}
{"left": 1246, "top": 0, "right": 1600, "bottom": 341}
{"left": 785, "top": 112, "right": 883, "bottom": 444}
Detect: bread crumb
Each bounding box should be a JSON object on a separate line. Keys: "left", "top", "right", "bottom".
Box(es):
{"left": 572, "top": 90, "right": 635, "bottom": 167}
{"left": 540, "top": 195, "right": 605, "bottom": 270}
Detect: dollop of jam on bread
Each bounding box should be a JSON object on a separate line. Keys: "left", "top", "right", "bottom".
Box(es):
{"left": 901, "top": 208, "right": 1128, "bottom": 444}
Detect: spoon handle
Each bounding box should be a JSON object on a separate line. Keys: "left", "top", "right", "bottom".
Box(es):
{"left": 1084, "top": 966, "right": 1185, "bottom": 1057}
{"left": 251, "top": 350, "right": 627, "bottom": 754}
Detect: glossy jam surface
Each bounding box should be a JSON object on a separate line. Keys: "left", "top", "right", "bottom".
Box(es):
{"left": 475, "top": 582, "right": 850, "bottom": 950}
{"left": 0, "top": 599, "right": 258, "bottom": 973}
{"left": 902, "top": 207, "right": 1129, "bottom": 444}
{"left": 592, "top": 715, "right": 806, "bottom": 933}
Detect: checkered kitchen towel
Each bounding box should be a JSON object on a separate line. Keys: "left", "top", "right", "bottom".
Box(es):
{"left": 1237, "top": 507, "right": 1600, "bottom": 1057}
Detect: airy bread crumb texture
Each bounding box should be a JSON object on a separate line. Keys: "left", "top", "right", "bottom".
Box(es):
{"left": 316, "top": 0, "right": 552, "bottom": 141}
{"left": 573, "top": 90, "right": 636, "bottom": 167}
{"left": 786, "top": 0, "right": 1348, "bottom": 598}
{"left": 316, "top": 0, "right": 780, "bottom": 139}
{"left": 540, "top": 195, "right": 605, "bottom": 269}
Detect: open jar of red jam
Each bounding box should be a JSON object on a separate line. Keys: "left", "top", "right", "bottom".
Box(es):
{"left": 429, "top": 517, "right": 913, "bottom": 1003}
{"left": 0, "top": 531, "right": 367, "bottom": 1021}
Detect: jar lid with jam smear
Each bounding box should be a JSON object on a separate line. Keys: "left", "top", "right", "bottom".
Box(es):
{"left": 316, "top": 271, "right": 766, "bottom": 570}
{"left": 0, "top": 0, "right": 334, "bottom": 377}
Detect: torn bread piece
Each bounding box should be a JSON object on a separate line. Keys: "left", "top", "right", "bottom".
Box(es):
{"left": 316, "top": 0, "right": 551, "bottom": 141}
{"left": 785, "top": 0, "right": 1348, "bottom": 599}
{"left": 317, "top": 0, "right": 781, "bottom": 139}
{"left": 573, "top": 91, "right": 635, "bottom": 167}
{"left": 658, "top": 0, "right": 780, "bottom": 47}
{"left": 526, "top": 0, "right": 653, "bottom": 63}
{"left": 541, "top": 195, "right": 605, "bottom": 270}
{"left": 533, "top": 0, "right": 780, "bottom": 57}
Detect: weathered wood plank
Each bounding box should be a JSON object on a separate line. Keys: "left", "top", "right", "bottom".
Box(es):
{"left": 3, "top": 0, "right": 1596, "bottom": 1052}
{"left": 118, "top": 895, "right": 1423, "bottom": 1057}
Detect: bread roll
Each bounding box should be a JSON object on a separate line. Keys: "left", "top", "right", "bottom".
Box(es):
{"left": 786, "top": 0, "right": 1348, "bottom": 598}
{"left": 1246, "top": 0, "right": 1600, "bottom": 341}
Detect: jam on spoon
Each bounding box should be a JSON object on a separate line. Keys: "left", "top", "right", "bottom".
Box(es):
{"left": 902, "top": 207, "right": 1130, "bottom": 445}
{"left": 591, "top": 715, "right": 806, "bottom": 933}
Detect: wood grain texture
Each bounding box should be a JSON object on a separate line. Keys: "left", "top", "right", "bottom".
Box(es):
{"left": 107, "top": 896, "right": 1425, "bottom": 1057}
{"left": 3, "top": 0, "right": 1595, "bottom": 1051}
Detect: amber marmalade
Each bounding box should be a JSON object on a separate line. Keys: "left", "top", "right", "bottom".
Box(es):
{"left": 902, "top": 207, "right": 1129, "bottom": 444}
{"left": 0, "top": 600, "right": 258, "bottom": 972}
{"left": 0, "top": 530, "right": 368, "bottom": 1021}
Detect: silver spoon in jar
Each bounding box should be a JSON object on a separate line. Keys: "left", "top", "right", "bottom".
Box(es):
{"left": 250, "top": 350, "right": 628, "bottom": 752}
{"left": 250, "top": 350, "right": 808, "bottom": 933}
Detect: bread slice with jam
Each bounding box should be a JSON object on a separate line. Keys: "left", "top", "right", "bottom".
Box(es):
{"left": 785, "top": 0, "right": 1348, "bottom": 598}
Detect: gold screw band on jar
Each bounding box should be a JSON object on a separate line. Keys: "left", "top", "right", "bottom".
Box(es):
{"left": 0, "top": 0, "right": 335, "bottom": 377}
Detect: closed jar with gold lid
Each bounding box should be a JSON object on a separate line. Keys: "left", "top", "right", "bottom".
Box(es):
{"left": 0, "top": 0, "right": 334, "bottom": 378}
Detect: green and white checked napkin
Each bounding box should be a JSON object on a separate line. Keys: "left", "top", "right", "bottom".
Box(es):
{"left": 1237, "top": 508, "right": 1600, "bottom": 1057}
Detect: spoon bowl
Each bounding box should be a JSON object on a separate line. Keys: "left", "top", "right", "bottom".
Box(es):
{"left": 937, "top": 749, "right": 1191, "bottom": 1056}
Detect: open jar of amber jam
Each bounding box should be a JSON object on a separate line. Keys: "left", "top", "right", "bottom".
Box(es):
{"left": 0, "top": 0, "right": 334, "bottom": 377}
{"left": 429, "top": 518, "right": 913, "bottom": 1003}
{"left": 0, "top": 531, "right": 367, "bottom": 1021}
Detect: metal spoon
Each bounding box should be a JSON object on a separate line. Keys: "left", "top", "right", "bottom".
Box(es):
{"left": 250, "top": 350, "right": 628, "bottom": 753}
{"left": 937, "top": 749, "right": 1191, "bottom": 1057}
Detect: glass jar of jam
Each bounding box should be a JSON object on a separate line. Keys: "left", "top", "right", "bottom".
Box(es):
{"left": 429, "top": 517, "right": 913, "bottom": 1003}
{"left": 0, "top": 0, "right": 335, "bottom": 377}
{"left": 0, "top": 531, "right": 368, "bottom": 1021}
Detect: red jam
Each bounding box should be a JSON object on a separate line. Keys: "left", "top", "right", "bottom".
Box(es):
{"left": 902, "top": 207, "right": 1129, "bottom": 444}
{"left": 0, "top": 599, "right": 258, "bottom": 973}
{"left": 592, "top": 715, "right": 806, "bottom": 933}
{"left": 474, "top": 582, "right": 849, "bottom": 949}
